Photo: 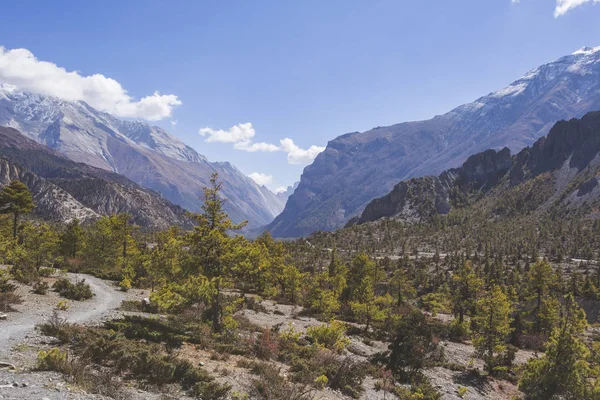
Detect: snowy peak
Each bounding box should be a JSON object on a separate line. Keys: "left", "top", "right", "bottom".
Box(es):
{"left": 112, "top": 119, "right": 207, "bottom": 164}
{"left": 268, "top": 46, "right": 600, "bottom": 237}
{"left": 0, "top": 86, "right": 284, "bottom": 228}
{"left": 573, "top": 46, "right": 600, "bottom": 56}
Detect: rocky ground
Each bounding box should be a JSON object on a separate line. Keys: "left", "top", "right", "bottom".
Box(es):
{"left": 0, "top": 271, "right": 536, "bottom": 400}
{"left": 0, "top": 270, "right": 158, "bottom": 400}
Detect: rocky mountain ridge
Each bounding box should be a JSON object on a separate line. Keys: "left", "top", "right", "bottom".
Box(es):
{"left": 0, "top": 86, "right": 284, "bottom": 228}
{"left": 268, "top": 46, "right": 600, "bottom": 237}
{"left": 355, "top": 111, "right": 600, "bottom": 225}
{"left": 0, "top": 126, "right": 192, "bottom": 229}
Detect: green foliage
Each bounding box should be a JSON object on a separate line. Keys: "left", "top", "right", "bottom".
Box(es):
{"left": 387, "top": 311, "right": 441, "bottom": 382}
{"left": 306, "top": 320, "right": 350, "bottom": 352}
{"left": 472, "top": 285, "right": 513, "bottom": 375}
{"left": 37, "top": 317, "right": 230, "bottom": 399}
{"left": 451, "top": 260, "right": 482, "bottom": 323}
{"left": 36, "top": 347, "right": 69, "bottom": 372}
{"left": 52, "top": 278, "right": 93, "bottom": 301}
{"left": 519, "top": 295, "right": 596, "bottom": 400}
{"left": 0, "top": 180, "right": 34, "bottom": 239}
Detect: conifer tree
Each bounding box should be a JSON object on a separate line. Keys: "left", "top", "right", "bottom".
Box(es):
{"left": 472, "top": 285, "right": 513, "bottom": 375}
{"left": 519, "top": 295, "right": 594, "bottom": 399}
{"left": 0, "top": 180, "right": 34, "bottom": 240}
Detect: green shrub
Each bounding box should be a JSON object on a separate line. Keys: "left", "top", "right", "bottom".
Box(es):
{"left": 37, "top": 314, "right": 229, "bottom": 399}
{"left": 104, "top": 316, "right": 188, "bottom": 348}
{"left": 289, "top": 348, "right": 368, "bottom": 398}
{"left": 306, "top": 321, "right": 350, "bottom": 352}
{"left": 448, "top": 319, "right": 471, "bottom": 342}
{"left": 36, "top": 348, "right": 70, "bottom": 372}
{"left": 38, "top": 267, "right": 55, "bottom": 277}
{"left": 53, "top": 278, "right": 93, "bottom": 300}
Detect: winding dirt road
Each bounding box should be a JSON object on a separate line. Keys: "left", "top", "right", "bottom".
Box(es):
{"left": 0, "top": 273, "right": 126, "bottom": 359}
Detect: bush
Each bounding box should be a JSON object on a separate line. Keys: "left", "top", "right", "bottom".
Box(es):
{"left": 53, "top": 278, "right": 93, "bottom": 301}
{"left": 0, "top": 270, "right": 17, "bottom": 293}
{"left": 0, "top": 291, "right": 22, "bottom": 312}
{"left": 393, "top": 375, "right": 442, "bottom": 400}
{"left": 33, "top": 280, "right": 49, "bottom": 295}
{"left": 36, "top": 348, "right": 70, "bottom": 372}
{"left": 37, "top": 310, "right": 70, "bottom": 338}
{"left": 248, "top": 361, "right": 314, "bottom": 400}
{"left": 387, "top": 311, "right": 442, "bottom": 382}
{"left": 254, "top": 328, "right": 279, "bottom": 360}
{"left": 56, "top": 300, "right": 69, "bottom": 311}
{"left": 289, "top": 348, "right": 368, "bottom": 398}
{"left": 38, "top": 267, "right": 55, "bottom": 277}
{"left": 448, "top": 319, "right": 471, "bottom": 342}
{"left": 104, "top": 315, "right": 189, "bottom": 348}
{"left": 10, "top": 265, "right": 38, "bottom": 285}
{"left": 37, "top": 314, "right": 230, "bottom": 399}
{"left": 306, "top": 321, "right": 350, "bottom": 352}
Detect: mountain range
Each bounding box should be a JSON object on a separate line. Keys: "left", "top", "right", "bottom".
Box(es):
{"left": 353, "top": 111, "right": 600, "bottom": 226}
{"left": 0, "top": 126, "right": 192, "bottom": 229}
{"left": 0, "top": 86, "right": 284, "bottom": 228}
{"left": 267, "top": 46, "right": 600, "bottom": 237}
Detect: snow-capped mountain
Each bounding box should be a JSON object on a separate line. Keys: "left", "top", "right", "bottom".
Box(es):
{"left": 268, "top": 46, "right": 600, "bottom": 237}
{"left": 0, "top": 85, "right": 285, "bottom": 228}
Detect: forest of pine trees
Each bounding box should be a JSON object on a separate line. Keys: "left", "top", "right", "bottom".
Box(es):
{"left": 3, "top": 173, "right": 600, "bottom": 399}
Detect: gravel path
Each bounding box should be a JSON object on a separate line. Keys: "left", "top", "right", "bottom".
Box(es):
{"left": 0, "top": 274, "right": 126, "bottom": 361}
{"left": 0, "top": 273, "right": 128, "bottom": 400}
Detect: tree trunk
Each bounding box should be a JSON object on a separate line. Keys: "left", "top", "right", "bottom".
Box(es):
{"left": 211, "top": 296, "right": 221, "bottom": 333}
{"left": 12, "top": 212, "right": 18, "bottom": 241}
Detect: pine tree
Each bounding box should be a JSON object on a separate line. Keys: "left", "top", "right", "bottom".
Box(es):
{"left": 519, "top": 295, "right": 593, "bottom": 399}
{"left": 186, "top": 173, "right": 246, "bottom": 333}
{"left": 472, "top": 285, "right": 513, "bottom": 375}
{"left": 451, "top": 260, "right": 483, "bottom": 324}
{"left": 0, "top": 180, "right": 34, "bottom": 240}
{"left": 60, "top": 218, "right": 83, "bottom": 258}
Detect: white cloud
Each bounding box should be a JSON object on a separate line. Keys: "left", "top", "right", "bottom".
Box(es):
{"left": 274, "top": 186, "right": 287, "bottom": 194}
{"left": 554, "top": 0, "right": 600, "bottom": 16}
{"left": 248, "top": 172, "right": 273, "bottom": 186}
{"left": 170, "top": 120, "right": 177, "bottom": 127}
{"left": 199, "top": 122, "right": 324, "bottom": 165}
{"left": 279, "top": 138, "right": 325, "bottom": 165}
{"left": 200, "top": 122, "right": 256, "bottom": 144}
{"left": 0, "top": 46, "right": 181, "bottom": 121}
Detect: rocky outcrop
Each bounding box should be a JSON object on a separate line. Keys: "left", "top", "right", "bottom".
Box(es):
{"left": 0, "top": 158, "right": 98, "bottom": 223}
{"left": 0, "top": 127, "right": 192, "bottom": 229}
{"left": 268, "top": 47, "right": 600, "bottom": 237}
{"left": 355, "top": 111, "right": 600, "bottom": 225}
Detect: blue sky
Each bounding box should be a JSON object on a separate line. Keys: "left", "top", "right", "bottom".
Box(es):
{"left": 0, "top": 0, "right": 598, "bottom": 190}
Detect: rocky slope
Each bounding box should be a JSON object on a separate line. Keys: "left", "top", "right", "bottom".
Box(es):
{"left": 0, "top": 87, "right": 284, "bottom": 228}
{"left": 354, "top": 111, "right": 600, "bottom": 224}
{"left": 0, "top": 127, "right": 192, "bottom": 229}
{"left": 268, "top": 46, "right": 600, "bottom": 237}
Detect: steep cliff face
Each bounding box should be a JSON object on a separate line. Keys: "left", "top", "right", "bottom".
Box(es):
{"left": 356, "top": 111, "right": 600, "bottom": 225}
{"left": 0, "top": 158, "right": 98, "bottom": 223}
{"left": 0, "top": 127, "right": 192, "bottom": 229}
{"left": 0, "top": 87, "right": 284, "bottom": 228}
{"left": 268, "top": 47, "right": 600, "bottom": 237}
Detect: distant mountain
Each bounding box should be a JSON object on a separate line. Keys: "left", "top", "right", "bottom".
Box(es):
{"left": 267, "top": 46, "right": 600, "bottom": 237}
{"left": 354, "top": 111, "right": 600, "bottom": 225}
{"left": 0, "top": 126, "right": 192, "bottom": 229}
{"left": 0, "top": 87, "right": 284, "bottom": 228}
{"left": 276, "top": 182, "right": 300, "bottom": 203}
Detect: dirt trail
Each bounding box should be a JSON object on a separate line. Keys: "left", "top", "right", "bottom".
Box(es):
{"left": 0, "top": 273, "right": 125, "bottom": 360}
